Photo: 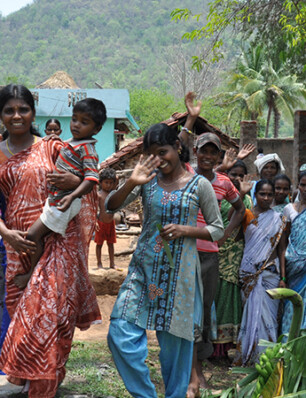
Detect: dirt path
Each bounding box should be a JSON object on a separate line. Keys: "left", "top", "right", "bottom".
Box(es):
{"left": 73, "top": 234, "right": 158, "bottom": 344}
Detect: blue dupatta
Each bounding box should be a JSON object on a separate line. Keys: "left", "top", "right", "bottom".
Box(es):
{"left": 282, "top": 208, "right": 306, "bottom": 336}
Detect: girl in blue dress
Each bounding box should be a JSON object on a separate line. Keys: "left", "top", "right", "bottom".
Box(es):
{"left": 106, "top": 123, "right": 224, "bottom": 398}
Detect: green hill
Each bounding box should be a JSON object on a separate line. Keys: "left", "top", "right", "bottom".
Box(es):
{"left": 0, "top": 0, "right": 207, "bottom": 90}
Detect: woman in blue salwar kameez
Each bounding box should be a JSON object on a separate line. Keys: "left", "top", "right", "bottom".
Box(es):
{"left": 106, "top": 124, "right": 224, "bottom": 398}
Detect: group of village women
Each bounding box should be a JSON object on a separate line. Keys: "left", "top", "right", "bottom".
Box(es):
{"left": 0, "top": 84, "right": 304, "bottom": 398}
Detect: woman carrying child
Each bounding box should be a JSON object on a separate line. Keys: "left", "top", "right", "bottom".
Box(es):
{"left": 106, "top": 123, "right": 224, "bottom": 398}
{"left": 0, "top": 84, "right": 101, "bottom": 398}
{"left": 234, "top": 179, "right": 287, "bottom": 366}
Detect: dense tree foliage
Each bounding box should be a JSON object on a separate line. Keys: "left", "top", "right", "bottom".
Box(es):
{"left": 0, "top": 0, "right": 207, "bottom": 90}
{"left": 171, "top": 0, "right": 306, "bottom": 78}
{"left": 129, "top": 88, "right": 229, "bottom": 136}
{"left": 216, "top": 46, "right": 306, "bottom": 138}
{"left": 129, "top": 89, "right": 184, "bottom": 134}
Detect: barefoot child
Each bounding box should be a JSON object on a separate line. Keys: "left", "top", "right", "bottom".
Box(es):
{"left": 14, "top": 98, "right": 107, "bottom": 289}
{"left": 95, "top": 168, "right": 117, "bottom": 269}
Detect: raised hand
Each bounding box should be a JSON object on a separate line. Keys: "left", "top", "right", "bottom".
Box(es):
{"left": 222, "top": 148, "right": 237, "bottom": 170}
{"left": 185, "top": 92, "right": 202, "bottom": 118}
{"left": 237, "top": 144, "right": 256, "bottom": 160}
{"left": 129, "top": 155, "right": 161, "bottom": 186}
{"left": 239, "top": 174, "right": 253, "bottom": 196}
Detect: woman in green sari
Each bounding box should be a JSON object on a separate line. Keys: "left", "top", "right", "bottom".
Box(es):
{"left": 213, "top": 160, "right": 252, "bottom": 358}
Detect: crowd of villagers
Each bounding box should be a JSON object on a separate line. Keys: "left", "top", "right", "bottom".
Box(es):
{"left": 0, "top": 85, "right": 305, "bottom": 398}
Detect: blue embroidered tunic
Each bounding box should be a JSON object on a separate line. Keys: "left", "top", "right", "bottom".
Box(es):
{"left": 106, "top": 175, "right": 223, "bottom": 341}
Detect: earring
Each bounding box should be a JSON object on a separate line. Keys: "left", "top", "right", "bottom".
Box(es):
{"left": 178, "top": 148, "right": 182, "bottom": 155}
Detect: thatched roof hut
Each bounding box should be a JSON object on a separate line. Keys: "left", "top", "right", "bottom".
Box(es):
{"left": 36, "top": 71, "right": 79, "bottom": 89}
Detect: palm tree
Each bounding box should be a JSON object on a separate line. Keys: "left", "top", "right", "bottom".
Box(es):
{"left": 218, "top": 45, "right": 306, "bottom": 137}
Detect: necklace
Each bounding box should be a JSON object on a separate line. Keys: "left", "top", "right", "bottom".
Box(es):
{"left": 6, "top": 135, "right": 37, "bottom": 156}
{"left": 158, "top": 171, "right": 188, "bottom": 187}
{"left": 6, "top": 139, "right": 15, "bottom": 156}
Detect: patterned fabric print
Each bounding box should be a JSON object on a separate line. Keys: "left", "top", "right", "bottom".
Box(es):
{"left": 48, "top": 139, "right": 99, "bottom": 206}
{"left": 110, "top": 174, "right": 223, "bottom": 341}
{"left": 0, "top": 139, "right": 101, "bottom": 385}
{"left": 272, "top": 203, "right": 287, "bottom": 214}
{"left": 150, "top": 188, "right": 186, "bottom": 332}
{"left": 218, "top": 195, "right": 252, "bottom": 285}
{"left": 213, "top": 196, "right": 252, "bottom": 347}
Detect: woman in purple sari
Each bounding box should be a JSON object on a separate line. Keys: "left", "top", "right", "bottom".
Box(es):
{"left": 234, "top": 180, "right": 286, "bottom": 366}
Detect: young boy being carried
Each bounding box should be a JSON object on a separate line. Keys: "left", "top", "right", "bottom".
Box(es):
{"left": 14, "top": 98, "right": 107, "bottom": 289}
{"left": 94, "top": 168, "right": 117, "bottom": 269}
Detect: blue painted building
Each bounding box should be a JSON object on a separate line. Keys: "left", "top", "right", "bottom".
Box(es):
{"left": 31, "top": 88, "right": 140, "bottom": 162}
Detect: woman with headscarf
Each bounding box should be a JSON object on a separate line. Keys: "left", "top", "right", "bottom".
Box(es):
{"left": 251, "top": 153, "right": 286, "bottom": 205}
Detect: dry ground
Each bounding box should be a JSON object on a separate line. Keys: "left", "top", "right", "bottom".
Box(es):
{"left": 73, "top": 233, "right": 158, "bottom": 344}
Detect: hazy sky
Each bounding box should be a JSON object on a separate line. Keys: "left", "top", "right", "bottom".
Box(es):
{"left": 0, "top": 0, "right": 33, "bottom": 17}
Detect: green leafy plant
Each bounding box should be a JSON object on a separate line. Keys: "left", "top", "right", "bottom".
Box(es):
{"left": 201, "top": 288, "right": 306, "bottom": 398}
{"left": 171, "top": 1, "right": 306, "bottom": 74}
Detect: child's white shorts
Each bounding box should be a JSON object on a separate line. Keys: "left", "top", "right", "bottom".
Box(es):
{"left": 40, "top": 197, "right": 82, "bottom": 236}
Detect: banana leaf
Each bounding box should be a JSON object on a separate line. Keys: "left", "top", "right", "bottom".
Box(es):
{"left": 278, "top": 392, "right": 306, "bottom": 397}
{"left": 201, "top": 289, "right": 305, "bottom": 398}
{"left": 282, "top": 335, "right": 306, "bottom": 394}
{"left": 236, "top": 370, "right": 259, "bottom": 388}
{"left": 261, "top": 359, "right": 283, "bottom": 398}
{"left": 236, "top": 382, "right": 256, "bottom": 397}
{"left": 266, "top": 288, "right": 304, "bottom": 342}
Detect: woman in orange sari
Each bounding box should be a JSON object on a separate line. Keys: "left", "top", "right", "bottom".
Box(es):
{"left": 0, "top": 84, "right": 101, "bottom": 398}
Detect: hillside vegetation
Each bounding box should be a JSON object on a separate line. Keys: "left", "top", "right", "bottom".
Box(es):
{"left": 0, "top": 0, "right": 206, "bottom": 90}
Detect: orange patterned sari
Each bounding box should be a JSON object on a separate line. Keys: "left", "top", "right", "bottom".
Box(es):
{"left": 0, "top": 137, "right": 101, "bottom": 398}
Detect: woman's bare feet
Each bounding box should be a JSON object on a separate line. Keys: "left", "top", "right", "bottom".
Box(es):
{"left": 187, "top": 353, "right": 200, "bottom": 398}
{"left": 186, "top": 381, "right": 200, "bottom": 398}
